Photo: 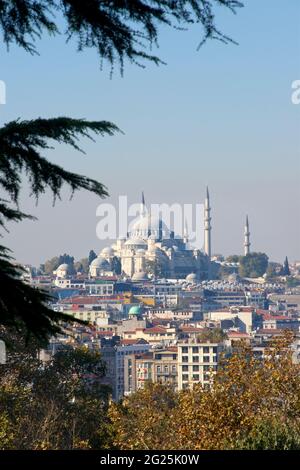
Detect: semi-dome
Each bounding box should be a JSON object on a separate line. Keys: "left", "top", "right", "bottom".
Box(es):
{"left": 128, "top": 305, "right": 142, "bottom": 315}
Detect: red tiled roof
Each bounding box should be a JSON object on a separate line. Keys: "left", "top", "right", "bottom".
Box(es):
{"left": 119, "top": 339, "right": 149, "bottom": 345}
{"left": 256, "top": 329, "right": 284, "bottom": 335}
{"left": 144, "top": 326, "right": 169, "bottom": 334}
{"left": 228, "top": 331, "right": 250, "bottom": 337}
{"left": 263, "top": 315, "right": 293, "bottom": 321}
{"left": 180, "top": 326, "right": 203, "bottom": 332}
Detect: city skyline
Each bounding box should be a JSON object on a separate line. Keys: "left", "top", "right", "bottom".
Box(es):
{"left": 0, "top": 0, "right": 299, "bottom": 265}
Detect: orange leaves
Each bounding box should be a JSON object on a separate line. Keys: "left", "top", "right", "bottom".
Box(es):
{"left": 109, "top": 331, "right": 300, "bottom": 450}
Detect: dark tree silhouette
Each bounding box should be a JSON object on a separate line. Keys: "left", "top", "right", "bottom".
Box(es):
{"left": 88, "top": 250, "right": 97, "bottom": 265}
{"left": 0, "top": 0, "right": 243, "bottom": 341}
{"left": 282, "top": 256, "right": 291, "bottom": 276}
{"left": 0, "top": 1, "right": 243, "bottom": 72}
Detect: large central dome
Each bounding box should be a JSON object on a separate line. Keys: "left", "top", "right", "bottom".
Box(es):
{"left": 129, "top": 213, "right": 170, "bottom": 240}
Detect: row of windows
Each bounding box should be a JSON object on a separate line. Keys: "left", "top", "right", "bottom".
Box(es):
{"left": 157, "top": 365, "right": 176, "bottom": 373}
{"left": 181, "top": 355, "right": 217, "bottom": 363}
{"left": 182, "top": 364, "right": 217, "bottom": 372}
{"left": 181, "top": 346, "right": 218, "bottom": 354}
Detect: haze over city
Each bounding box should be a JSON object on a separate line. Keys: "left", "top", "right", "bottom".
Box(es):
{"left": 0, "top": 0, "right": 299, "bottom": 266}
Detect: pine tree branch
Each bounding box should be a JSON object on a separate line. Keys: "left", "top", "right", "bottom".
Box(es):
{"left": 0, "top": 117, "right": 120, "bottom": 207}
{"left": 0, "top": 245, "right": 87, "bottom": 342}
{"left": 0, "top": 1, "right": 244, "bottom": 70}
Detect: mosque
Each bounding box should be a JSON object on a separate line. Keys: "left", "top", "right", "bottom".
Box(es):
{"left": 89, "top": 189, "right": 215, "bottom": 281}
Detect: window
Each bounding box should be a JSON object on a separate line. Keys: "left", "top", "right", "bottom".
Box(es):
{"left": 212, "top": 347, "right": 218, "bottom": 354}
{"left": 164, "top": 365, "right": 168, "bottom": 373}
{"left": 182, "top": 365, "right": 188, "bottom": 372}
{"left": 204, "top": 374, "right": 210, "bottom": 381}
{"left": 203, "top": 356, "right": 210, "bottom": 363}
{"left": 172, "top": 365, "right": 176, "bottom": 372}
{"left": 192, "top": 347, "right": 199, "bottom": 354}
{"left": 193, "top": 365, "right": 199, "bottom": 372}
{"left": 157, "top": 366, "right": 161, "bottom": 373}
{"left": 182, "top": 347, "right": 188, "bottom": 354}
{"left": 182, "top": 374, "right": 189, "bottom": 382}
{"left": 182, "top": 356, "right": 188, "bottom": 363}
{"left": 192, "top": 356, "right": 199, "bottom": 363}
{"left": 203, "top": 346, "right": 209, "bottom": 354}
{"left": 203, "top": 365, "right": 210, "bottom": 371}
{"left": 192, "top": 374, "right": 199, "bottom": 381}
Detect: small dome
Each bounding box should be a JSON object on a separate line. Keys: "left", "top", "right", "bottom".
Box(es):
{"left": 57, "top": 263, "right": 69, "bottom": 270}
{"left": 90, "top": 256, "right": 109, "bottom": 268}
{"left": 128, "top": 305, "right": 142, "bottom": 316}
{"left": 132, "top": 271, "right": 148, "bottom": 281}
{"left": 186, "top": 273, "right": 197, "bottom": 283}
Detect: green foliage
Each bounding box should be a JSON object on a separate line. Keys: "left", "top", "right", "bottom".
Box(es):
{"left": 226, "top": 255, "right": 240, "bottom": 263}
{"left": 0, "top": 117, "right": 118, "bottom": 225}
{"left": 109, "top": 382, "right": 178, "bottom": 450}
{"left": 111, "top": 256, "right": 121, "bottom": 275}
{"left": 145, "top": 258, "right": 166, "bottom": 278}
{"left": 0, "top": 247, "right": 83, "bottom": 342}
{"left": 235, "top": 418, "right": 300, "bottom": 450}
{"left": 0, "top": 0, "right": 243, "bottom": 340}
{"left": 44, "top": 256, "right": 60, "bottom": 274}
{"left": 197, "top": 327, "right": 227, "bottom": 343}
{"left": 0, "top": 118, "right": 119, "bottom": 340}
{"left": 286, "top": 277, "right": 300, "bottom": 288}
{"left": 0, "top": 329, "right": 111, "bottom": 449}
{"left": 88, "top": 249, "right": 97, "bottom": 265}
{"left": 238, "top": 252, "right": 269, "bottom": 278}
{"left": 74, "top": 257, "right": 89, "bottom": 274}
{"left": 109, "top": 332, "right": 300, "bottom": 450}
{"left": 282, "top": 256, "right": 291, "bottom": 276}
{"left": 0, "top": 0, "right": 243, "bottom": 71}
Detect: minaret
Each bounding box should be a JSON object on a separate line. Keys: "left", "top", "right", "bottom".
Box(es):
{"left": 141, "top": 191, "right": 146, "bottom": 217}
{"left": 204, "top": 187, "right": 212, "bottom": 259}
{"left": 183, "top": 219, "right": 189, "bottom": 247}
{"left": 244, "top": 215, "right": 251, "bottom": 256}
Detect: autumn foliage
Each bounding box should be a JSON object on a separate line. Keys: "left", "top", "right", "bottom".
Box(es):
{"left": 109, "top": 331, "right": 300, "bottom": 450}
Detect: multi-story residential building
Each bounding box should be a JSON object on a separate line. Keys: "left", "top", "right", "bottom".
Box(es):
{"left": 100, "top": 338, "right": 151, "bottom": 401}
{"left": 124, "top": 347, "right": 178, "bottom": 394}
{"left": 177, "top": 341, "right": 221, "bottom": 391}
{"left": 85, "top": 280, "right": 114, "bottom": 296}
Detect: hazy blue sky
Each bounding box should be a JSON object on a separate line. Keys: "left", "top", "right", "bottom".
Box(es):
{"left": 0, "top": 0, "right": 299, "bottom": 266}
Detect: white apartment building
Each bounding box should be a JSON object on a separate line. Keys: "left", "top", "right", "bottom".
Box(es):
{"left": 177, "top": 341, "right": 221, "bottom": 391}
